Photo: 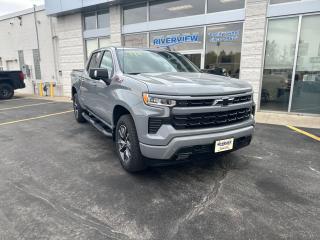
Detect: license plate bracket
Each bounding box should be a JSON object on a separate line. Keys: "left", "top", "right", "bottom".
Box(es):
{"left": 214, "top": 138, "right": 234, "bottom": 153}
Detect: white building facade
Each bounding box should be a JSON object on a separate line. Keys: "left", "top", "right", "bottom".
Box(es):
{"left": 0, "top": 0, "right": 319, "bottom": 115}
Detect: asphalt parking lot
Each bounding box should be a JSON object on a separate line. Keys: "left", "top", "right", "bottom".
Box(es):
{"left": 0, "top": 97, "right": 319, "bottom": 240}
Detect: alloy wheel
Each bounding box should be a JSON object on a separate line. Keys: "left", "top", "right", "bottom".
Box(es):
{"left": 118, "top": 124, "right": 131, "bottom": 163}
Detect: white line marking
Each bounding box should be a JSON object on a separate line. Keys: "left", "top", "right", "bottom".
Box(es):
{"left": 0, "top": 102, "right": 56, "bottom": 111}
{"left": 0, "top": 97, "right": 32, "bottom": 102}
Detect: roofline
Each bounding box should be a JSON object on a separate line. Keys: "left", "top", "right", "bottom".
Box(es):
{"left": 0, "top": 5, "right": 45, "bottom": 21}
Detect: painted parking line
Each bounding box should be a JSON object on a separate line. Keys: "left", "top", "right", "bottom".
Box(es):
{"left": 0, "top": 102, "right": 56, "bottom": 111}
{"left": 287, "top": 125, "right": 320, "bottom": 142}
{"left": 0, "top": 97, "right": 32, "bottom": 102}
{"left": 0, "top": 110, "right": 73, "bottom": 127}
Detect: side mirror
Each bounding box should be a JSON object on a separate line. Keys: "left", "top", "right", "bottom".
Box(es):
{"left": 89, "top": 68, "right": 111, "bottom": 85}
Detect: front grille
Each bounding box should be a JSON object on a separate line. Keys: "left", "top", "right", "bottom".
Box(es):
{"left": 176, "top": 99, "right": 214, "bottom": 107}
{"left": 172, "top": 108, "right": 251, "bottom": 130}
{"left": 176, "top": 94, "right": 252, "bottom": 107}
{"left": 233, "top": 95, "right": 252, "bottom": 104}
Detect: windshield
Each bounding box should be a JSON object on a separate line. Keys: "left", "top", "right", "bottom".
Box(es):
{"left": 117, "top": 49, "right": 200, "bottom": 74}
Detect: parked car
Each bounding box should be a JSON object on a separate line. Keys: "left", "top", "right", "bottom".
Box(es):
{"left": 0, "top": 71, "right": 25, "bottom": 99}
{"left": 71, "top": 47, "right": 255, "bottom": 172}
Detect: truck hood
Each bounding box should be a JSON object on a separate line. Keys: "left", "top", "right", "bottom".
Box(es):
{"left": 127, "top": 72, "right": 252, "bottom": 96}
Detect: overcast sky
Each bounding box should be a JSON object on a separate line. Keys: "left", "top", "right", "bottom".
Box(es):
{"left": 0, "top": 0, "right": 44, "bottom": 16}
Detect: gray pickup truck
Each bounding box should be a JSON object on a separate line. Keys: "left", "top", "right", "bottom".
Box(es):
{"left": 71, "top": 47, "right": 255, "bottom": 172}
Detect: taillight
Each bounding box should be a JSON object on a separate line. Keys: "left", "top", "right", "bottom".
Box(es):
{"left": 19, "top": 72, "right": 24, "bottom": 81}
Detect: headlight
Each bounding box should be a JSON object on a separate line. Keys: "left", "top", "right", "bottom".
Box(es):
{"left": 143, "top": 93, "right": 176, "bottom": 107}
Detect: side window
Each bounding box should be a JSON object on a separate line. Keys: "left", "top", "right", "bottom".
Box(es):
{"left": 88, "top": 52, "right": 101, "bottom": 71}
{"left": 100, "top": 51, "right": 114, "bottom": 77}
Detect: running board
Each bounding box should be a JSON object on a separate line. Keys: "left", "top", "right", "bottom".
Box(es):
{"left": 82, "top": 112, "right": 112, "bottom": 137}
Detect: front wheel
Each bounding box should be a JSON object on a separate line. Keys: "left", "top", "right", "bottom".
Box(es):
{"left": 115, "top": 115, "right": 146, "bottom": 172}
{"left": 0, "top": 83, "right": 14, "bottom": 100}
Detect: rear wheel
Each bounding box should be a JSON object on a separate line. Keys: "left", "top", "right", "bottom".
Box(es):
{"left": 115, "top": 114, "right": 146, "bottom": 172}
{"left": 73, "top": 93, "right": 86, "bottom": 123}
{"left": 0, "top": 83, "right": 14, "bottom": 100}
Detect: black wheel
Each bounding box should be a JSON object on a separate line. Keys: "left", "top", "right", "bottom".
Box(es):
{"left": 73, "top": 93, "right": 86, "bottom": 123}
{"left": 115, "top": 114, "right": 146, "bottom": 172}
{"left": 0, "top": 83, "right": 14, "bottom": 100}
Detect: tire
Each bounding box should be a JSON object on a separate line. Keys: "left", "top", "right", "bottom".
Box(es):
{"left": 0, "top": 83, "right": 14, "bottom": 100}
{"left": 73, "top": 93, "right": 86, "bottom": 123}
{"left": 115, "top": 114, "right": 147, "bottom": 172}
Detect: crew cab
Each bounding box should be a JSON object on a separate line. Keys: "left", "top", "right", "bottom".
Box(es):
{"left": 0, "top": 71, "right": 25, "bottom": 99}
{"left": 71, "top": 47, "right": 255, "bottom": 172}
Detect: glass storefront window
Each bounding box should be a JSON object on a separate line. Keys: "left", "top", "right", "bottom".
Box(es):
{"left": 84, "top": 12, "right": 96, "bottom": 30}
{"left": 86, "top": 39, "right": 98, "bottom": 59}
{"left": 97, "top": 10, "right": 110, "bottom": 29}
{"left": 99, "top": 37, "right": 111, "bottom": 48}
{"left": 150, "top": 27, "right": 204, "bottom": 51}
{"left": 291, "top": 15, "right": 320, "bottom": 114}
{"left": 205, "top": 23, "right": 243, "bottom": 78}
{"left": 269, "top": 0, "right": 301, "bottom": 4}
{"left": 123, "top": 3, "right": 147, "bottom": 25}
{"left": 207, "top": 0, "right": 245, "bottom": 13}
{"left": 260, "top": 18, "right": 299, "bottom": 112}
{"left": 149, "top": 0, "right": 205, "bottom": 21}
{"left": 123, "top": 34, "right": 148, "bottom": 48}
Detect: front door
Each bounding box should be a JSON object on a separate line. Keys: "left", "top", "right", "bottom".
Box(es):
{"left": 81, "top": 51, "right": 102, "bottom": 111}
{"left": 94, "top": 50, "right": 115, "bottom": 125}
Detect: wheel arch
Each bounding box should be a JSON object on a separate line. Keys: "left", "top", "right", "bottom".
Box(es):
{"left": 112, "top": 104, "right": 133, "bottom": 141}
{"left": 71, "top": 86, "right": 77, "bottom": 99}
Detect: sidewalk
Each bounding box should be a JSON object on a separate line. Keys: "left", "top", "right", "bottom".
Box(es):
{"left": 256, "top": 111, "right": 320, "bottom": 129}
{"left": 15, "top": 93, "right": 320, "bottom": 129}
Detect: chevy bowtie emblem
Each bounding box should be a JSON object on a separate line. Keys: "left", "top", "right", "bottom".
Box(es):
{"left": 214, "top": 98, "right": 234, "bottom": 106}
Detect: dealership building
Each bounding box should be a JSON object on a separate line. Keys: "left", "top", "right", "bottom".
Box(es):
{"left": 0, "top": 0, "right": 319, "bottom": 115}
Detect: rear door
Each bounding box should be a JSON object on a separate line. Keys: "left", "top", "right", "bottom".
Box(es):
{"left": 80, "top": 51, "right": 102, "bottom": 111}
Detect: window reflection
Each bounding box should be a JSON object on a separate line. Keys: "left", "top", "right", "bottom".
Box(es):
{"left": 291, "top": 15, "right": 320, "bottom": 114}
{"left": 84, "top": 12, "right": 96, "bottom": 30}
{"left": 207, "top": 0, "right": 245, "bottom": 13}
{"left": 260, "top": 18, "right": 298, "bottom": 111}
{"left": 123, "top": 3, "right": 147, "bottom": 25}
{"left": 205, "top": 23, "right": 243, "bottom": 78}
{"left": 86, "top": 39, "right": 98, "bottom": 59}
{"left": 97, "top": 10, "right": 109, "bottom": 29}
{"left": 269, "top": 0, "right": 301, "bottom": 4}
{"left": 149, "top": 0, "right": 205, "bottom": 21}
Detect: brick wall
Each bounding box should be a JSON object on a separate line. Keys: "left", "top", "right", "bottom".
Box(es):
{"left": 54, "top": 13, "right": 85, "bottom": 97}
{"left": 240, "top": 0, "right": 268, "bottom": 107}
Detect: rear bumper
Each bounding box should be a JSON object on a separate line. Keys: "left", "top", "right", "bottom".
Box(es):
{"left": 15, "top": 81, "right": 25, "bottom": 90}
{"left": 139, "top": 125, "right": 254, "bottom": 160}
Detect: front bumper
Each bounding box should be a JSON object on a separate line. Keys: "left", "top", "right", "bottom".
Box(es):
{"left": 140, "top": 125, "right": 254, "bottom": 160}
